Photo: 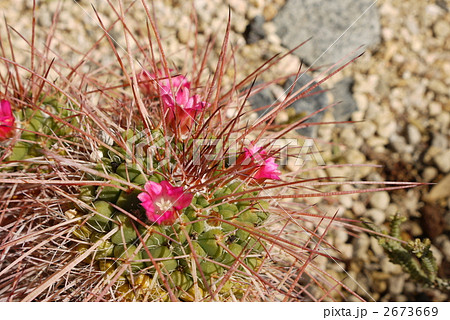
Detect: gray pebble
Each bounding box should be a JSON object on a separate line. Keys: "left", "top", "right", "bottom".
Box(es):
{"left": 332, "top": 77, "right": 358, "bottom": 123}
{"left": 244, "top": 15, "right": 266, "bottom": 44}
{"left": 274, "top": 0, "right": 381, "bottom": 66}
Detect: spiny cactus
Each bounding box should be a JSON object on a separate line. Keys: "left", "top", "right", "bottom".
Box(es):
{"left": 364, "top": 215, "right": 449, "bottom": 292}
{"left": 0, "top": 1, "right": 421, "bottom": 302}
{"left": 68, "top": 125, "right": 272, "bottom": 300}
{"left": 2, "top": 95, "right": 78, "bottom": 164}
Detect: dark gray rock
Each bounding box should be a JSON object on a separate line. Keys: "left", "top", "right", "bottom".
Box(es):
{"left": 273, "top": 0, "right": 381, "bottom": 66}
{"left": 248, "top": 73, "right": 328, "bottom": 138}
{"left": 244, "top": 15, "right": 266, "bottom": 44}
{"left": 247, "top": 83, "right": 275, "bottom": 119}
{"left": 284, "top": 74, "right": 328, "bottom": 137}
{"left": 332, "top": 77, "right": 357, "bottom": 123}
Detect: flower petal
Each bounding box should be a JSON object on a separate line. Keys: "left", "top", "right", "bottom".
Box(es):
{"left": 139, "top": 180, "right": 193, "bottom": 225}
{"left": 144, "top": 181, "right": 162, "bottom": 197}
{"left": 174, "top": 192, "right": 194, "bottom": 210}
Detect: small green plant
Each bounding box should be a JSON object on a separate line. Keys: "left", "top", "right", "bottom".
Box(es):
{"left": 364, "top": 215, "right": 449, "bottom": 292}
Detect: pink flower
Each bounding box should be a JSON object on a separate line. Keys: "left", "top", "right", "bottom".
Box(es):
{"left": 0, "top": 100, "right": 15, "bottom": 140}
{"left": 161, "top": 87, "right": 209, "bottom": 136}
{"left": 237, "top": 145, "right": 281, "bottom": 183}
{"left": 138, "top": 180, "right": 193, "bottom": 225}
{"left": 137, "top": 68, "right": 190, "bottom": 97}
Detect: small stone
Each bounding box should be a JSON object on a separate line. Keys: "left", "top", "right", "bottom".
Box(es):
{"left": 340, "top": 243, "right": 353, "bottom": 260}
{"left": 407, "top": 124, "right": 421, "bottom": 145}
{"left": 373, "top": 279, "right": 387, "bottom": 294}
{"left": 262, "top": 21, "right": 277, "bottom": 35}
{"left": 435, "top": 235, "right": 450, "bottom": 260}
{"left": 339, "top": 194, "right": 353, "bottom": 209}
{"left": 358, "top": 121, "right": 377, "bottom": 139}
{"left": 434, "top": 149, "right": 450, "bottom": 172}
{"left": 388, "top": 275, "right": 405, "bottom": 295}
{"left": 367, "top": 136, "right": 389, "bottom": 148}
{"left": 382, "top": 27, "right": 394, "bottom": 41}
{"left": 263, "top": 3, "right": 278, "bottom": 21}
{"left": 424, "top": 146, "right": 443, "bottom": 164}
{"left": 365, "top": 100, "right": 381, "bottom": 118}
{"left": 228, "top": 0, "right": 247, "bottom": 15}
{"left": 429, "top": 102, "right": 442, "bottom": 116}
{"left": 403, "top": 189, "right": 419, "bottom": 214}
{"left": 437, "top": 113, "right": 450, "bottom": 132}
{"left": 370, "top": 237, "right": 385, "bottom": 257}
{"left": 430, "top": 244, "right": 443, "bottom": 267}
{"left": 177, "top": 27, "right": 190, "bottom": 44}
{"left": 369, "top": 191, "right": 390, "bottom": 210}
{"left": 343, "top": 272, "right": 359, "bottom": 292}
{"left": 428, "top": 79, "right": 448, "bottom": 96}
{"left": 423, "top": 167, "right": 438, "bottom": 182}
{"left": 345, "top": 149, "right": 366, "bottom": 165}
{"left": 366, "top": 208, "right": 386, "bottom": 225}
{"left": 403, "top": 282, "right": 417, "bottom": 296}
{"left": 353, "top": 92, "right": 369, "bottom": 112}
{"left": 37, "top": 10, "right": 53, "bottom": 28}
{"left": 408, "top": 221, "right": 424, "bottom": 237}
{"left": 352, "top": 201, "right": 366, "bottom": 217}
{"left": 353, "top": 233, "right": 370, "bottom": 259}
{"left": 393, "top": 295, "right": 408, "bottom": 302}
{"left": 232, "top": 14, "right": 249, "bottom": 34}
{"left": 351, "top": 110, "right": 365, "bottom": 122}
{"left": 445, "top": 212, "right": 450, "bottom": 231}
{"left": 433, "top": 19, "right": 450, "bottom": 39}
{"left": 326, "top": 166, "right": 351, "bottom": 178}
{"left": 377, "top": 120, "right": 397, "bottom": 139}
{"left": 385, "top": 203, "right": 398, "bottom": 218}
{"left": 339, "top": 127, "right": 356, "bottom": 145}
{"left": 334, "top": 228, "right": 349, "bottom": 245}
{"left": 424, "top": 173, "right": 450, "bottom": 202}
{"left": 380, "top": 257, "right": 403, "bottom": 275}
{"left": 406, "top": 16, "right": 420, "bottom": 35}
{"left": 389, "top": 134, "right": 408, "bottom": 153}
{"left": 274, "top": 110, "right": 289, "bottom": 124}
{"left": 432, "top": 133, "right": 448, "bottom": 148}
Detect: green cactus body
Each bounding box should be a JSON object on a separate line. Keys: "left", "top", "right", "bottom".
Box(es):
{"left": 142, "top": 245, "right": 177, "bottom": 272}
{"left": 111, "top": 213, "right": 137, "bottom": 244}
{"left": 3, "top": 96, "right": 78, "bottom": 164}
{"left": 68, "top": 134, "right": 272, "bottom": 300}
{"left": 114, "top": 244, "right": 144, "bottom": 273}
{"left": 87, "top": 201, "right": 114, "bottom": 232}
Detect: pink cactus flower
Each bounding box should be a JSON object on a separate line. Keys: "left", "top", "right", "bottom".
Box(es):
{"left": 161, "top": 86, "right": 209, "bottom": 136}
{"left": 237, "top": 145, "right": 281, "bottom": 183}
{"left": 138, "top": 180, "right": 193, "bottom": 225}
{"left": 0, "top": 100, "right": 15, "bottom": 140}
{"left": 137, "top": 68, "right": 190, "bottom": 97}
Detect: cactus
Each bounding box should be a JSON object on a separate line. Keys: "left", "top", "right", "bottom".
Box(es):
{"left": 67, "top": 127, "right": 271, "bottom": 300}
